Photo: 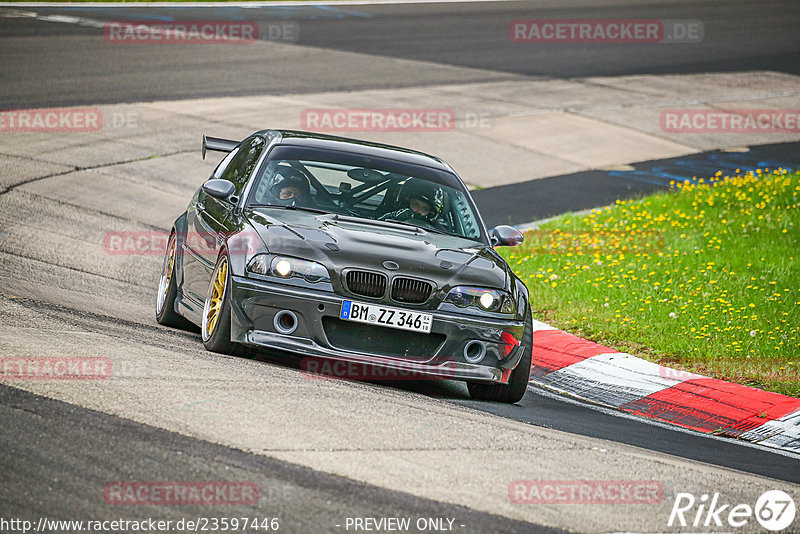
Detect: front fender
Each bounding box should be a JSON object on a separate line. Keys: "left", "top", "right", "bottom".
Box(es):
{"left": 224, "top": 224, "right": 267, "bottom": 278}
{"left": 513, "top": 275, "right": 530, "bottom": 322}
{"left": 172, "top": 213, "right": 189, "bottom": 289}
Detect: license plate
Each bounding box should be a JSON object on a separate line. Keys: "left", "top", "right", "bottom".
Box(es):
{"left": 340, "top": 300, "right": 432, "bottom": 334}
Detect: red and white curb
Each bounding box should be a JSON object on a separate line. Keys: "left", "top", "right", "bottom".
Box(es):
{"left": 528, "top": 320, "right": 800, "bottom": 453}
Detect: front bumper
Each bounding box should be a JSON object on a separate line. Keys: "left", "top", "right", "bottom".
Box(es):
{"left": 229, "top": 276, "right": 526, "bottom": 384}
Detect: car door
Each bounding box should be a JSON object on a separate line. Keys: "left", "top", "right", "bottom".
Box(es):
{"left": 183, "top": 135, "right": 266, "bottom": 303}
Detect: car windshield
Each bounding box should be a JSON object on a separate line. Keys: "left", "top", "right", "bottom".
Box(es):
{"left": 247, "top": 145, "right": 485, "bottom": 242}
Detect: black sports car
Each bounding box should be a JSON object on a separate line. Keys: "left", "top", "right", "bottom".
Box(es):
{"left": 156, "top": 130, "right": 532, "bottom": 403}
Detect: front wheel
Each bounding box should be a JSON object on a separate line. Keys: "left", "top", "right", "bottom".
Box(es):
{"left": 467, "top": 305, "right": 532, "bottom": 403}
{"left": 202, "top": 253, "right": 241, "bottom": 354}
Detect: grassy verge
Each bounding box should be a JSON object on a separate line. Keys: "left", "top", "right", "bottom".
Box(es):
{"left": 500, "top": 168, "right": 800, "bottom": 397}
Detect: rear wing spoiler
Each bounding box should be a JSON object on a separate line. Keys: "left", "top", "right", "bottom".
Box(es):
{"left": 202, "top": 135, "right": 239, "bottom": 159}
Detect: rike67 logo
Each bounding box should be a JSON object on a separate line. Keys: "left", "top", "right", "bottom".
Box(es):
{"left": 669, "top": 490, "right": 796, "bottom": 531}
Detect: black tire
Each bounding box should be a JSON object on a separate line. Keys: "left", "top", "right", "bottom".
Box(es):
{"left": 467, "top": 305, "right": 532, "bottom": 403}
{"left": 201, "top": 252, "right": 251, "bottom": 356}
{"left": 156, "top": 232, "right": 193, "bottom": 329}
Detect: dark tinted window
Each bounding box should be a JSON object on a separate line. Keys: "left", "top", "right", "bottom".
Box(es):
{"left": 219, "top": 136, "right": 265, "bottom": 192}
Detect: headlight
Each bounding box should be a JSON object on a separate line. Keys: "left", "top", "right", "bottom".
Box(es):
{"left": 247, "top": 254, "right": 330, "bottom": 284}
{"left": 445, "top": 286, "right": 516, "bottom": 314}
{"left": 274, "top": 259, "right": 292, "bottom": 277}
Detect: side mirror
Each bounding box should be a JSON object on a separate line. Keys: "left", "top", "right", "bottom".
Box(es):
{"left": 490, "top": 225, "right": 524, "bottom": 247}
{"left": 202, "top": 179, "right": 236, "bottom": 202}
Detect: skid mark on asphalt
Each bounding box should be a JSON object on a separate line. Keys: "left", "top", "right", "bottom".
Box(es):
{"left": 0, "top": 149, "right": 191, "bottom": 197}
{"left": 0, "top": 295, "right": 196, "bottom": 344}
{"left": 1, "top": 248, "right": 152, "bottom": 288}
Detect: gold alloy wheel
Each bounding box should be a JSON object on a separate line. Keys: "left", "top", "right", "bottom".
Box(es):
{"left": 156, "top": 234, "right": 176, "bottom": 315}
{"left": 203, "top": 256, "right": 228, "bottom": 340}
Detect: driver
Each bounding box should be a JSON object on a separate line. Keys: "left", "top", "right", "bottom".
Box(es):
{"left": 268, "top": 168, "right": 311, "bottom": 207}
{"left": 379, "top": 178, "right": 444, "bottom": 228}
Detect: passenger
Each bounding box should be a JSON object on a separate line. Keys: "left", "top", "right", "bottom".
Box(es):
{"left": 379, "top": 178, "right": 444, "bottom": 228}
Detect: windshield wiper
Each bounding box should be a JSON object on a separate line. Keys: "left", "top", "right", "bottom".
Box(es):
{"left": 321, "top": 214, "right": 474, "bottom": 240}
{"left": 383, "top": 218, "right": 423, "bottom": 229}
{"left": 250, "top": 204, "right": 331, "bottom": 215}
{"left": 418, "top": 226, "right": 464, "bottom": 239}
{"left": 324, "top": 215, "right": 425, "bottom": 233}
{"left": 384, "top": 219, "right": 464, "bottom": 239}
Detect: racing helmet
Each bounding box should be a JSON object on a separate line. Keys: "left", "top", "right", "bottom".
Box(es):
{"left": 267, "top": 167, "right": 311, "bottom": 206}
{"left": 400, "top": 178, "right": 444, "bottom": 221}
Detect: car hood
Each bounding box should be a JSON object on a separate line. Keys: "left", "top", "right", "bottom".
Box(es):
{"left": 243, "top": 207, "right": 510, "bottom": 291}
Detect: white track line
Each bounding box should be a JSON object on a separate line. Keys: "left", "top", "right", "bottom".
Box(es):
{"left": 528, "top": 384, "right": 800, "bottom": 462}
{"left": 536, "top": 352, "right": 703, "bottom": 407}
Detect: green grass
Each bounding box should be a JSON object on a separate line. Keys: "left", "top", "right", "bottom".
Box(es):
{"left": 500, "top": 168, "right": 800, "bottom": 397}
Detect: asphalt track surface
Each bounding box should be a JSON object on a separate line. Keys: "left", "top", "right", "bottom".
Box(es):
{"left": 2, "top": 1, "right": 800, "bottom": 532}
{"left": 0, "top": 0, "right": 798, "bottom": 107}
{"left": 0, "top": 385, "right": 560, "bottom": 533}
{"left": 476, "top": 140, "right": 800, "bottom": 227}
